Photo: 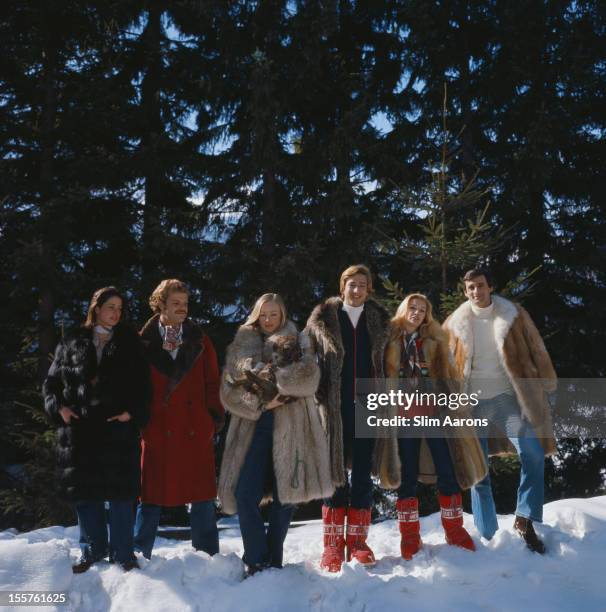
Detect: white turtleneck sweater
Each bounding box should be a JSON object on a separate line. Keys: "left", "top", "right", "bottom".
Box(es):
{"left": 342, "top": 302, "right": 364, "bottom": 328}
{"left": 469, "top": 301, "right": 514, "bottom": 399}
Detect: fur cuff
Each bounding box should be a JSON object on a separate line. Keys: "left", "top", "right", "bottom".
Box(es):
{"left": 275, "top": 357, "right": 320, "bottom": 398}
{"left": 220, "top": 377, "right": 262, "bottom": 421}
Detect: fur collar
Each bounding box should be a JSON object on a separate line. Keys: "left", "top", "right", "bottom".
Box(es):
{"left": 226, "top": 320, "right": 299, "bottom": 371}
{"left": 62, "top": 323, "right": 137, "bottom": 362}
{"left": 306, "top": 296, "right": 391, "bottom": 375}
{"left": 140, "top": 314, "right": 205, "bottom": 396}
{"left": 306, "top": 296, "right": 346, "bottom": 356}
{"left": 445, "top": 295, "right": 519, "bottom": 377}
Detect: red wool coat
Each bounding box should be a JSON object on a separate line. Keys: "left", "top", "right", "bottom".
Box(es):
{"left": 140, "top": 315, "right": 224, "bottom": 506}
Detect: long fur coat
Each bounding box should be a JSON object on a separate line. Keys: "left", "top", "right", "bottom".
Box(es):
{"left": 42, "top": 324, "right": 151, "bottom": 501}
{"left": 443, "top": 295, "right": 557, "bottom": 456}
{"left": 377, "top": 319, "right": 488, "bottom": 490}
{"left": 304, "top": 297, "right": 400, "bottom": 489}
{"left": 218, "top": 320, "right": 334, "bottom": 514}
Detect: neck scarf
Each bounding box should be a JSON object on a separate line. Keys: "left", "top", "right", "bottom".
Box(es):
{"left": 160, "top": 322, "right": 183, "bottom": 352}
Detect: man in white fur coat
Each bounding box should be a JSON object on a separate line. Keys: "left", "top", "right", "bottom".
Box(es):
{"left": 443, "top": 269, "right": 557, "bottom": 553}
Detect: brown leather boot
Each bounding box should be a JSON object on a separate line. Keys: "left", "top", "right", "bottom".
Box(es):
{"left": 72, "top": 558, "right": 95, "bottom": 574}
{"left": 514, "top": 516, "right": 545, "bottom": 554}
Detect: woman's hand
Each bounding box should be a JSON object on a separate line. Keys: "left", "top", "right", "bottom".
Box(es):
{"left": 107, "top": 411, "right": 132, "bottom": 423}
{"left": 265, "top": 395, "right": 284, "bottom": 411}
{"left": 59, "top": 406, "right": 79, "bottom": 424}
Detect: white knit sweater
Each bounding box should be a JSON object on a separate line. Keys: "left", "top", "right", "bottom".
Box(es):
{"left": 469, "top": 302, "right": 514, "bottom": 399}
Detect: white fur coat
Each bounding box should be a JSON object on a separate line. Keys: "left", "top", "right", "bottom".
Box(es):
{"left": 218, "top": 320, "right": 334, "bottom": 514}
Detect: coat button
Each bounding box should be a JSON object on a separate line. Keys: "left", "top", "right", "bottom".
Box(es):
{"left": 166, "top": 430, "right": 172, "bottom": 437}
{"left": 189, "top": 431, "right": 195, "bottom": 438}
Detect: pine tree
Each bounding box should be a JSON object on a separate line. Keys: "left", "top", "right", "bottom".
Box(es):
{"left": 379, "top": 85, "right": 510, "bottom": 318}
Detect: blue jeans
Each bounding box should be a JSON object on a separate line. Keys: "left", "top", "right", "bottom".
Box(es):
{"left": 75, "top": 500, "right": 135, "bottom": 565}
{"left": 134, "top": 501, "right": 219, "bottom": 559}
{"left": 235, "top": 410, "right": 296, "bottom": 568}
{"left": 471, "top": 393, "right": 545, "bottom": 539}
{"left": 398, "top": 436, "right": 459, "bottom": 499}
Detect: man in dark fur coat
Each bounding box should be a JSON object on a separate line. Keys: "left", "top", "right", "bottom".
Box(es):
{"left": 134, "top": 279, "right": 224, "bottom": 559}
{"left": 305, "top": 264, "right": 396, "bottom": 572}
{"left": 444, "top": 269, "right": 557, "bottom": 554}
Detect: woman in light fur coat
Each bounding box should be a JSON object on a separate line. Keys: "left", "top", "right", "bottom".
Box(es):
{"left": 377, "top": 293, "right": 487, "bottom": 560}
{"left": 218, "top": 293, "right": 334, "bottom": 575}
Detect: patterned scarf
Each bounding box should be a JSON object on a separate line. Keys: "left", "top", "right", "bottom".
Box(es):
{"left": 161, "top": 324, "right": 183, "bottom": 353}
{"left": 399, "top": 331, "right": 431, "bottom": 392}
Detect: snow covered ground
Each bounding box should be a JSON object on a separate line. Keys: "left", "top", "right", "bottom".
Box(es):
{"left": 0, "top": 497, "right": 604, "bottom": 612}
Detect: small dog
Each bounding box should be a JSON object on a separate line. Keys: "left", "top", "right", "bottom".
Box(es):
{"left": 230, "top": 335, "right": 302, "bottom": 404}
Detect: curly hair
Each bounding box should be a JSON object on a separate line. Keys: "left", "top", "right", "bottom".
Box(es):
{"left": 149, "top": 279, "right": 190, "bottom": 313}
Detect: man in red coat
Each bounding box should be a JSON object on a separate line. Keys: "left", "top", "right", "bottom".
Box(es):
{"left": 134, "top": 279, "right": 224, "bottom": 558}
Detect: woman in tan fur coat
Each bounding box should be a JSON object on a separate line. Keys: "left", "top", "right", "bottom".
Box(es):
{"left": 380, "top": 293, "right": 487, "bottom": 560}
{"left": 218, "top": 293, "right": 333, "bottom": 575}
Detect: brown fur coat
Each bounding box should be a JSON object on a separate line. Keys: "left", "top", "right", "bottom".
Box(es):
{"left": 377, "top": 320, "right": 488, "bottom": 490}
{"left": 218, "top": 320, "right": 334, "bottom": 514}
{"left": 443, "top": 295, "right": 557, "bottom": 456}
{"left": 305, "top": 297, "right": 400, "bottom": 489}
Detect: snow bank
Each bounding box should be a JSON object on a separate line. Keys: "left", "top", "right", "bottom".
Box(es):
{"left": 0, "top": 497, "right": 604, "bottom": 611}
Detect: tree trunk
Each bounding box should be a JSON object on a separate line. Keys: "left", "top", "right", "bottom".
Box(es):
{"left": 37, "top": 29, "right": 58, "bottom": 385}
{"left": 141, "top": 0, "right": 164, "bottom": 296}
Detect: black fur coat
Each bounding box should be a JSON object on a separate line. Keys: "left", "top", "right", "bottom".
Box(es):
{"left": 42, "top": 323, "right": 151, "bottom": 501}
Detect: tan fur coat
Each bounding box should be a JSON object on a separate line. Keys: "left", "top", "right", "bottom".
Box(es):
{"left": 443, "top": 295, "right": 557, "bottom": 456}
{"left": 218, "top": 320, "right": 334, "bottom": 514}
{"left": 377, "top": 319, "right": 488, "bottom": 490}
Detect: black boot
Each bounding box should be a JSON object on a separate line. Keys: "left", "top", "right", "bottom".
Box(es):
{"left": 120, "top": 558, "right": 140, "bottom": 572}
{"left": 72, "top": 558, "right": 95, "bottom": 574}
{"left": 245, "top": 562, "right": 270, "bottom": 578}
{"left": 514, "top": 516, "right": 546, "bottom": 554}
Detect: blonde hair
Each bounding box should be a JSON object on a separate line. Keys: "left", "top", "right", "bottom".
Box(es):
{"left": 339, "top": 264, "right": 374, "bottom": 296}
{"left": 149, "top": 279, "right": 190, "bottom": 313}
{"left": 391, "top": 293, "right": 435, "bottom": 338}
{"left": 244, "top": 293, "right": 287, "bottom": 329}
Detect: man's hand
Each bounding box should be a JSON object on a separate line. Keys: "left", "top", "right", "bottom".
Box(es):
{"left": 107, "top": 411, "right": 132, "bottom": 422}
{"left": 59, "top": 406, "right": 79, "bottom": 424}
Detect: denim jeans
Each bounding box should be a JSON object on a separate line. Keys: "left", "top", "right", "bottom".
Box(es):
{"left": 471, "top": 393, "right": 545, "bottom": 539}
{"left": 134, "top": 500, "right": 219, "bottom": 559}
{"left": 398, "top": 436, "right": 460, "bottom": 499}
{"left": 235, "top": 410, "right": 296, "bottom": 567}
{"left": 75, "top": 500, "right": 135, "bottom": 565}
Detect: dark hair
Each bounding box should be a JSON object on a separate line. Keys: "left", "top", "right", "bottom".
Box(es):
{"left": 462, "top": 268, "right": 494, "bottom": 288}
{"left": 84, "top": 286, "right": 125, "bottom": 328}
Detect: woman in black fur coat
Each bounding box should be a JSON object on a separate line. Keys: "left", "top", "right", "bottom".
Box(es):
{"left": 43, "top": 287, "right": 151, "bottom": 573}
